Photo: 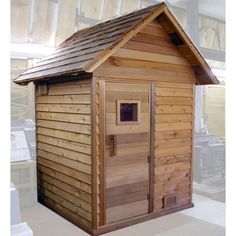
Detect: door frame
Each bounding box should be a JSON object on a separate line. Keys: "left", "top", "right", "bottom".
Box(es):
{"left": 98, "top": 78, "right": 155, "bottom": 226}
{"left": 149, "top": 81, "right": 156, "bottom": 213}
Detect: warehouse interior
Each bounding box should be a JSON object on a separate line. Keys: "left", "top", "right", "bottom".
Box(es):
{"left": 10, "top": 0, "right": 225, "bottom": 235}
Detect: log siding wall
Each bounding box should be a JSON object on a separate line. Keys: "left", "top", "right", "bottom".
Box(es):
{"left": 36, "top": 79, "right": 92, "bottom": 227}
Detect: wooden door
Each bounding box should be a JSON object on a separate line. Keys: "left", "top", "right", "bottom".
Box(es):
{"left": 105, "top": 81, "right": 151, "bottom": 224}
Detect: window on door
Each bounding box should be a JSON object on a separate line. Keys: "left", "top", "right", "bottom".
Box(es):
{"left": 117, "top": 100, "right": 140, "bottom": 125}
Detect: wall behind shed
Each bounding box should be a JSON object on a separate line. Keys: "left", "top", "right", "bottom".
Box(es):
{"left": 203, "top": 85, "right": 225, "bottom": 137}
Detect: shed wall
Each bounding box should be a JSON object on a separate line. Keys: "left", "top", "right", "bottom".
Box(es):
{"left": 36, "top": 79, "right": 92, "bottom": 227}
{"left": 94, "top": 19, "right": 195, "bottom": 218}
{"left": 154, "top": 81, "right": 194, "bottom": 212}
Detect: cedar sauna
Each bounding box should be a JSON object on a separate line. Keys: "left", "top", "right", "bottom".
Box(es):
{"left": 15, "top": 3, "right": 219, "bottom": 235}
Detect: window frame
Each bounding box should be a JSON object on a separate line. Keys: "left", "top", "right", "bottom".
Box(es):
{"left": 116, "top": 100, "right": 141, "bottom": 125}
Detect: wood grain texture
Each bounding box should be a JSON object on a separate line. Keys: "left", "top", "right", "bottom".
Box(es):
{"left": 92, "top": 21, "right": 195, "bottom": 219}
{"left": 37, "top": 104, "right": 90, "bottom": 114}
{"left": 33, "top": 14, "right": 199, "bottom": 231}
{"left": 37, "top": 127, "right": 91, "bottom": 144}
{"left": 38, "top": 164, "right": 91, "bottom": 194}
{"left": 37, "top": 120, "right": 91, "bottom": 135}
{"left": 48, "top": 82, "right": 91, "bottom": 95}
{"left": 149, "top": 82, "right": 156, "bottom": 213}
{"left": 112, "top": 48, "right": 189, "bottom": 66}
{"left": 105, "top": 57, "right": 195, "bottom": 75}
{"left": 190, "top": 85, "right": 195, "bottom": 204}
{"left": 91, "top": 77, "right": 98, "bottom": 228}
{"left": 37, "top": 112, "right": 91, "bottom": 124}
{"left": 106, "top": 200, "right": 149, "bottom": 224}
{"left": 98, "top": 79, "right": 106, "bottom": 225}
{"left": 123, "top": 40, "right": 183, "bottom": 57}
{"left": 39, "top": 173, "right": 91, "bottom": 212}
{"left": 37, "top": 148, "right": 91, "bottom": 173}
{"left": 36, "top": 80, "right": 93, "bottom": 227}
{"left": 37, "top": 134, "right": 91, "bottom": 154}
{"left": 93, "top": 19, "right": 196, "bottom": 86}
{"left": 154, "top": 77, "right": 193, "bottom": 213}
{"left": 104, "top": 81, "right": 150, "bottom": 224}
{"left": 36, "top": 94, "right": 91, "bottom": 104}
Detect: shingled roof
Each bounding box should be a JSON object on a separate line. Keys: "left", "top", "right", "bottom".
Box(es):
{"left": 14, "top": 2, "right": 218, "bottom": 85}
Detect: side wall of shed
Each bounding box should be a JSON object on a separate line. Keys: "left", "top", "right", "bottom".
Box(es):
{"left": 35, "top": 79, "right": 93, "bottom": 228}
{"left": 94, "top": 19, "right": 196, "bottom": 218}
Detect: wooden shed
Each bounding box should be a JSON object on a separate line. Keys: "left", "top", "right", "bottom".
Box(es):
{"left": 15, "top": 3, "right": 219, "bottom": 235}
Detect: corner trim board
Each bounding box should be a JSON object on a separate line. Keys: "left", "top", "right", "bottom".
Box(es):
{"left": 98, "top": 79, "right": 106, "bottom": 225}
{"left": 91, "top": 76, "right": 98, "bottom": 228}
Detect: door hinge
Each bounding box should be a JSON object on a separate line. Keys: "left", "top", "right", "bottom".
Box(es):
{"left": 147, "top": 193, "right": 150, "bottom": 200}
{"left": 147, "top": 155, "right": 151, "bottom": 163}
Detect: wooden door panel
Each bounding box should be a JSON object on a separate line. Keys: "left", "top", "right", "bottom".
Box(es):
{"left": 105, "top": 144, "right": 149, "bottom": 157}
{"left": 106, "top": 200, "right": 149, "bottom": 224}
{"left": 106, "top": 181, "right": 149, "bottom": 197}
{"left": 105, "top": 81, "right": 150, "bottom": 224}
{"left": 106, "top": 172, "right": 149, "bottom": 188}
{"left": 106, "top": 163, "right": 149, "bottom": 178}
{"left": 106, "top": 154, "right": 149, "bottom": 167}
{"left": 106, "top": 191, "right": 148, "bottom": 208}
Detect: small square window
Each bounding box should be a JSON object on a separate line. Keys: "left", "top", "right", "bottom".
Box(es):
{"left": 117, "top": 100, "right": 140, "bottom": 125}
{"left": 120, "top": 103, "right": 138, "bottom": 121}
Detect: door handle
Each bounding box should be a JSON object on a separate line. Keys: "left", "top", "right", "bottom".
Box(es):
{"left": 111, "top": 135, "right": 117, "bottom": 157}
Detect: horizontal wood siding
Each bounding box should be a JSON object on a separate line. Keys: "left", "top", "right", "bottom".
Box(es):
{"left": 154, "top": 81, "right": 193, "bottom": 212}
{"left": 94, "top": 21, "right": 196, "bottom": 85}
{"left": 36, "top": 79, "right": 92, "bottom": 227}
{"left": 94, "top": 19, "right": 194, "bottom": 219}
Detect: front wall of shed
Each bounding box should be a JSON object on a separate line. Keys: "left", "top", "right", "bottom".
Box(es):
{"left": 35, "top": 79, "right": 93, "bottom": 228}
{"left": 94, "top": 19, "right": 195, "bottom": 221}
{"left": 154, "top": 82, "right": 193, "bottom": 211}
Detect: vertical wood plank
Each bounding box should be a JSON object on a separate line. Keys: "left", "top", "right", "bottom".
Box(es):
{"left": 91, "top": 77, "right": 98, "bottom": 229}
{"left": 149, "top": 82, "right": 156, "bottom": 213}
{"left": 35, "top": 84, "right": 40, "bottom": 203}
{"left": 99, "top": 79, "right": 106, "bottom": 225}
{"left": 190, "top": 84, "right": 195, "bottom": 204}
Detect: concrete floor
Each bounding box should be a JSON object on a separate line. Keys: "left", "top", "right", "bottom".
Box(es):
{"left": 193, "top": 177, "right": 225, "bottom": 203}
{"left": 21, "top": 193, "right": 225, "bottom": 236}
